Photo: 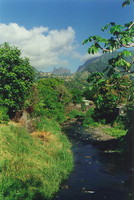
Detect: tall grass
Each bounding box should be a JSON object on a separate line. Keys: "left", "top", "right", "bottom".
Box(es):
{"left": 0, "top": 119, "right": 73, "bottom": 200}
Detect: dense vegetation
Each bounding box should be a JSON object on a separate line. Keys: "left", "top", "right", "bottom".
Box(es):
{"left": 0, "top": 1, "right": 133, "bottom": 199}
{"left": 82, "top": 0, "right": 134, "bottom": 157}
{"left": 0, "top": 43, "right": 35, "bottom": 117}
{"left": 33, "top": 78, "right": 72, "bottom": 123}
{"left": 0, "top": 43, "right": 74, "bottom": 200}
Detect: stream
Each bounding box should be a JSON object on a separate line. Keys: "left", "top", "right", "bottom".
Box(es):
{"left": 52, "top": 120, "right": 133, "bottom": 200}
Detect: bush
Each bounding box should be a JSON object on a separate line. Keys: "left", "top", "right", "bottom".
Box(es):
{"left": 67, "top": 109, "right": 85, "bottom": 119}
{"left": 83, "top": 108, "right": 95, "bottom": 126}
{"left": 0, "top": 106, "right": 9, "bottom": 123}
{"left": 71, "top": 88, "right": 83, "bottom": 104}
{"left": 33, "top": 78, "right": 71, "bottom": 123}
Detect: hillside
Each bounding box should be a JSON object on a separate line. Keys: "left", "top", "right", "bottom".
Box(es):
{"left": 0, "top": 119, "right": 73, "bottom": 200}
{"left": 77, "top": 50, "right": 134, "bottom": 73}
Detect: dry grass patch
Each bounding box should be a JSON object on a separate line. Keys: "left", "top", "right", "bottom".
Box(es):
{"left": 31, "top": 131, "right": 52, "bottom": 143}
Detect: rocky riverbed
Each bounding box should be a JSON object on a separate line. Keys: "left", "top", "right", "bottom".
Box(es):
{"left": 62, "top": 118, "right": 119, "bottom": 150}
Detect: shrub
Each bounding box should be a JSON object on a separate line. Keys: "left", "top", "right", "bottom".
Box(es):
{"left": 33, "top": 78, "right": 71, "bottom": 123}
{"left": 71, "top": 88, "right": 83, "bottom": 104}
{"left": 67, "top": 109, "right": 85, "bottom": 119}
{"left": 83, "top": 108, "right": 95, "bottom": 126}
{"left": 0, "top": 106, "right": 9, "bottom": 123}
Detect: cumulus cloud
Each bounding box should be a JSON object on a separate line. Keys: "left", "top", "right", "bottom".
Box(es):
{"left": 0, "top": 23, "right": 76, "bottom": 69}
{"left": 0, "top": 23, "right": 101, "bottom": 71}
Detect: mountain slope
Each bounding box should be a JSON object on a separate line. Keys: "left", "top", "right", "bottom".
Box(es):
{"left": 77, "top": 50, "right": 134, "bottom": 73}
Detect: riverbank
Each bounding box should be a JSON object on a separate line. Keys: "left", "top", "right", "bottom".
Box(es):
{"left": 62, "top": 117, "right": 134, "bottom": 169}
{"left": 62, "top": 118, "right": 117, "bottom": 142}
{"left": 62, "top": 118, "right": 128, "bottom": 151}
{"left": 0, "top": 118, "right": 74, "bottom": 200}
{"left": 52, "top": 118, "right": 133, "bottom": 200}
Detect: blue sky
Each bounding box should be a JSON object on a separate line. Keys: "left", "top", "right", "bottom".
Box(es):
{"left": 0, "top": 0, "right": 133, "bottom": 72}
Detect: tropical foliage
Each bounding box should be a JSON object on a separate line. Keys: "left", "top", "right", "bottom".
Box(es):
{"left": 0, "top": 43, "right": 34, "bottom": 117}
{"left": 83, "top": 2, "right": 134, "bottom": 123}
{"left": 0, "top": 44, "right": 74, "bottom": 199}
{"left": 34, "top": 78, "right": 72, "bottom": 122}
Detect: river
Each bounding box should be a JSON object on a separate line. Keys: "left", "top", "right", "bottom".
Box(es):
{"left": 52, "top": 120, "right": 133, "bottom": 200}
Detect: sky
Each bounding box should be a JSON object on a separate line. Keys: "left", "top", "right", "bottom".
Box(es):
{"left": 0, "top": 0, "right": 133, "bottom": 72}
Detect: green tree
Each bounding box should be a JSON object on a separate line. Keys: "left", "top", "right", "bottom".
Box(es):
{"left": 86, "top": 72, "right": 133, "bottom": 123}
{"left": 71, "top": 88, "right": 83, "bottom": 104}
{"left": 34, "top": 78, "right": 72, "bottom": 122}
{"left": 0, "top": 43, "right": 34, "bottom": 117}
{"left": 83, "top": 1, "right": 134, "bottom": 123}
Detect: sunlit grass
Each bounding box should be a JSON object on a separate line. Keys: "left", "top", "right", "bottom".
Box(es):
{"left": 101, "top": 126, "right": 127, "bottom": 138}
{"left": 0, "top": 119, "right": 73, "bottom": 200}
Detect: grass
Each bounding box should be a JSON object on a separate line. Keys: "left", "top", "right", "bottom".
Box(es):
{"left": 102, "top": 126, "right": 127, "bottom": 138}
{"left": 67, "top": 109, "right": 85, "bottom": 119}
{"left": 0, "top": 118, "right": 73, "bottom": 200}
{"left": 86, "top": 122, "right": 127, "bottom": 139}
{"left": 82, "top": 108, "right": 127, "bottom": 139}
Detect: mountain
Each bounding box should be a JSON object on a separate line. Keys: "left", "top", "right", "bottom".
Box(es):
{"left": 52, "top": 67, "right": 71, "bottom": 75}
{"left": 77, "top": 57, "right": 100, "bottom": 72}
{"left": 77, "top": 50, "right": 134, "bottom": 73}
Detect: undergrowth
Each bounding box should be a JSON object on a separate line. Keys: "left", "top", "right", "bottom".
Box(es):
{"left": 82, "top": 108, "right": 127, "bottom": 139}
{"left": 67, "top": 109, "right": 85, "bottom": 119}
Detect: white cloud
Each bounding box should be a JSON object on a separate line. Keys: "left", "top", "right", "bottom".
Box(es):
{"left": 0, "top": 23, "right": 101, "bottom": 71}
{"left": 0, "top": 23, "right": 76, "bottom": 70}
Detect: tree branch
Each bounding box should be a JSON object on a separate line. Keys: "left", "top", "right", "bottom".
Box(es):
{"left": 97, "top": 41, "right": 134, "bottom": 52}
{"left": 122, "top": 43, "right": 134, "bottom": 48}
{"left": 128, "top": 21, "right": 134, "bottom": 30}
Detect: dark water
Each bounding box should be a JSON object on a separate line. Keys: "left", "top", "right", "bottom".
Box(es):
{"left": 52, "top": 123, "right": 133, "bottom": 200}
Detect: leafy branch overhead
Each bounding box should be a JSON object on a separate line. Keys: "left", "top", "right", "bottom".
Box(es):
{"left": 83, "top": 0, "right": 134, "bottom": 123}
{"left": 122, "top": 0, "right": 134, "bottom": 7}
{"left": 83, "top": 21, "right": 134, "bottom": 75}
{"left": 83, "top": 22, "right": 134, "bottom": 53}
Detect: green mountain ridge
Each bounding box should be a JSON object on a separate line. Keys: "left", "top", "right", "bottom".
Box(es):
{"left": 77, "top": 50, "right": 134, "bottom": 73}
